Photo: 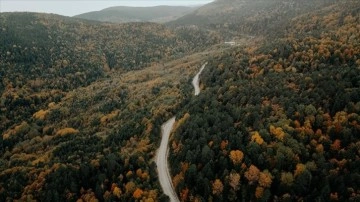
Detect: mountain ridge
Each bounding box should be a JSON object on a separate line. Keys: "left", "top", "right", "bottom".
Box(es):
{"left": 74, "top": 5, "right": 198, "bottom": 23}
{"left": 167, "top": 0, "right": 338, "bottom": 38}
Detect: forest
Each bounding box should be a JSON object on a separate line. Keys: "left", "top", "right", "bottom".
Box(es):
{"left": 1, "top": 0, "right": 360, "bottom": 201}
{"left": 167, "top": 0, "right": 338, "bottom": 39}
{"left": 0, "top": 12, "right": 219, "bottom": 201}
{"left": 0, "top": 12, "right": 220, "bottom": 146}
{"left": 169, "top": 1, "right": 360, "bottom": 201}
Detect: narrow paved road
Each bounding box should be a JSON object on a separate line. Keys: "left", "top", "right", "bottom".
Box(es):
{"left": 156, "top": 63, "right": 207, "bottom": 202}
{"left": 156, "top": 117, "right": 178, "bottom": 202}
{"left": 192, "top": 62, "right": 207, "bottom": 96}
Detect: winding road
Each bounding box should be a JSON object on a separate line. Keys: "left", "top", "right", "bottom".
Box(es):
{"left": 156, "top": 117, "right": 178, "bottom": 202}
{"left": 192, "top": 62, "right": 208, "bottom": 96}
{"left": 156, "top": 63, "right": 207, "bottom": 202}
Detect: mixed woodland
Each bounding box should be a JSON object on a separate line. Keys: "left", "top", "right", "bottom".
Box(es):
{"left": 0, "top": 12, "right": 219, "bottom": 201}
{"left": 169, "top": 1, "right": 360, "bottom": 201}
{"left": 170, "top": 0, "right": 329, "bottom": 37}
{"left": 0, "top": 12, "right": 220, "bottom": 145}
{"left": 0, "top": 0, "right": 360, "bottom": 201}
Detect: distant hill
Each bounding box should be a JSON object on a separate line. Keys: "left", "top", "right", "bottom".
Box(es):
{"left": 74, "top": 6, "right": 198, "bottom": 23}
{"left": 168, "top": 0, "right": 337, "bottom": 38}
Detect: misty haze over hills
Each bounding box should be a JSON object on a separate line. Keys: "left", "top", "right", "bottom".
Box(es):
{"left": 0, "top": 0, "right": 214, "bottom": 16}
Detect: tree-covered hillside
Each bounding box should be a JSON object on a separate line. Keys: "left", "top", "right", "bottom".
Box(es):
{"left": 168, "top": 0, "right": 337, "bottom": 39}
{"left": 0, "top": 13, "right": 220, "bottom": 201}
{"left": 0, "top": 12, "right": 220, "bottom": 139}
{"left": 0, "top": 49, "right": 209, "bottom": 201}
{"left": 169, "top": 1, "right": 360, "bottom": 201}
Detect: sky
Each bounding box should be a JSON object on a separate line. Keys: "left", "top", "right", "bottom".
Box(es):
{"left": 0, "top": 0, "right": 214, "bottom": 16}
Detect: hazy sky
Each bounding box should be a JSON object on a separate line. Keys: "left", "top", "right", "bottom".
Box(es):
{"left": 0, "top": 0, "right": 214, "bottom": 16}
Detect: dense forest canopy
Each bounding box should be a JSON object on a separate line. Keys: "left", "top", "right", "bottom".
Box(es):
{"left": 1, "top": 0, "right": 360, "bottom": 201}
{"left": 0, "top": 12, "right": 220, "bottom": 139}
{"left": 0, "top": 12, "right": 219, "bottom": 201}
{"left": 169, "top": 1, "right": 360, "bottom": 201}
{"left": 168, "top": 0, "right": 339, "bottom": 39}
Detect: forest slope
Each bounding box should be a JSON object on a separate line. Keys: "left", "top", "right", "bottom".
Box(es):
{"left": 168, "top": 0, "right": 337, "bottom": 39}
{"left": 169, "top": 1, "right": 360, "bottom": 201}
{"left": 0, "top": 13, "right": 220, "bottom": 200}
{"left": 0, "top": 12, "right": 220, "bottom": 139}
{"left": 0, "top": 50, "right": 211, "bottom": 201}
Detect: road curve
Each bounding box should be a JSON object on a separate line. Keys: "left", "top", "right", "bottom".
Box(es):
{"left": 156, "top": 117, "right": 179, "bottom": 202}
{"left": 156, "top": 63, "right": 207, "bottom": 202}
{"left": 192, "top": 62, "right": 208, "bottom": 96}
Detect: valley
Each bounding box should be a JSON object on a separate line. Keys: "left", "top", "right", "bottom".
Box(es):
{"left": 1, "top": 0, "right": 360, "bottom": 201}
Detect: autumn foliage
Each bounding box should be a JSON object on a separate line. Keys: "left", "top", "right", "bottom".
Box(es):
{"left": 55, "top": 127, "right": 79, "bottom": 136}
{"left": 244, "top": 165, "right": 260, "bottom": 184}
{"left": 133, "top": 188, "right": 143, "bottom": 199}
{"left": 1, "top": 0, "right": 360, "bottom": 201}
{"left": 229, "top": 150, "right": 244, "bottom": 165}
{"left": 212, "top": 179, "right": 224, "bottom": 195}
{"left": 168, "top": 1, "right": 360, "bottom": 201}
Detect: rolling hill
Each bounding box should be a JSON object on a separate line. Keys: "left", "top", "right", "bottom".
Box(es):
{"left": 0, "top": 12, "right": 220, "bottom": 140}
{"left": 74, "top": 6, "right": 198, "bottom": 23}
{"left": 167, "top": 0, "right": 337, "bottom": 38}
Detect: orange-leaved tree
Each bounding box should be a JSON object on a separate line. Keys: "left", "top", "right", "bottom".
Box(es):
{"left": 133, "top": 188, "right": 143, "bottom": 199}
{"left": 259, "top": 170, "right": 273, "bottom": 188}
{"left": 212, "top": 179, "right": 224, "bottom": 195}
{"left": 229, "top": 150, "right": 244, "bottom": 165}
{"left": 251, "top": 131, "right": 264, "bottom": 145}
{"left": 229, "top": 172, "right": 241, "bottom": 190}
{"left": 244, "top": 165, "right": 260, "bottom": 184}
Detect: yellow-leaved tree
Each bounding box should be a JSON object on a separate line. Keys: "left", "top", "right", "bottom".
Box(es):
{"left": 212, "top": 179, "right": 224, "bottom": 195}
{"left": 229, "top": 172, "right": 241, "bottom": 190}
{"left": 258, "top": 170, "right": 273, "bottom": 188}
{"left": 270, "top": 125, "right": 285, "bottom": 141}
{"left": 113, "top": 186, "right": 121, "bottom": 198}
{"left": 251, "top": 131, "right": 264, "bottom": 145}
{"left": 33, "top": 109, "right": 49, "bottom": 120}
{"left": 56, "top": 127, "right": 79, "bottom": 136}
{"left": 255, "top": 186, "right": 264, "bottom": 199}
{"left": 280, "top": 172, "right": 294, "bottom": 186}
{"left": 244, "top": 165, "right": 260, "bottom": 184}
{"left": 229, "top": 150, "right": 244, "bottom": 165}
{"left": 294, "top": 163, "right": 306, "bottom": 177}
{"left": 133, "top": 188, "right": 143, "bottom": 199}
